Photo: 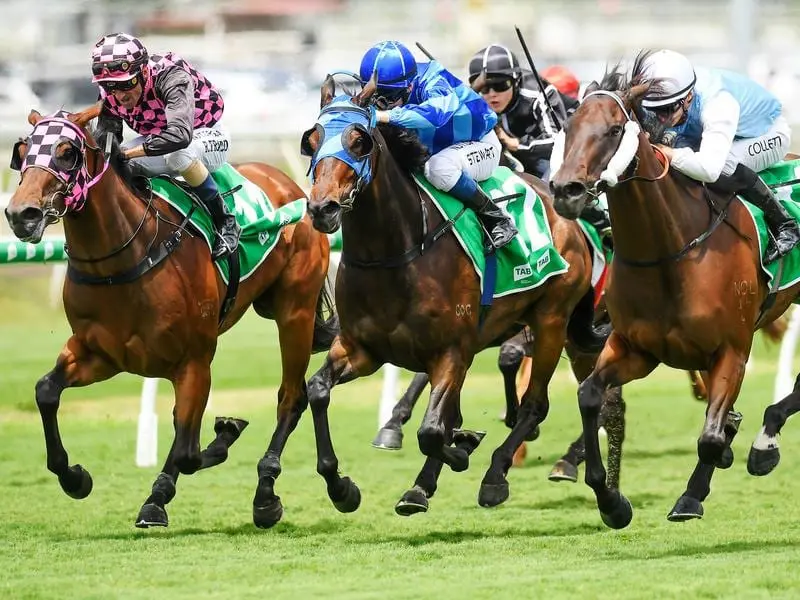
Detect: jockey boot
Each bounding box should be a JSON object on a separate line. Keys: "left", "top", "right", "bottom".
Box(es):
{"left": 579, "top": 202, "right": 613, "bottom": 251}
{"left": 457, "top": 185, "right": 518, "bottom": 251}
{"left": 202, "top": 192, "right": 241, "bottom": 260}
{"left": 729, "top": 164, "right": 800, "bottom": 263}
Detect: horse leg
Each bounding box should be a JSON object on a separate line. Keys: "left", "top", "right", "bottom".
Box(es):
{"left": 478, "top": 314, "right": 567, "bottom": 507}
{"left": 197, "top": 416, "right": 250, "bottom": 469}
{"left": 668, "top": 348, "right": 747, "bottom": 521}
{"left": 372, "top": 372, "right": 430, "bottom": 450}
{"left": 498, "top": 337, "right": 527, "bottom": 428}
{"left": 416, "top": 351, "right": 471, "bottom": 473}
{"left": 579, "top": 332, "right": 658, "bottom": 529}
{"left": 308, "top": 338, "right": 379, "bottom": 513}
{"left": 548, "top": 346, "right": 593, "bottom": 483}
{"left": 748, "top": 371, "right": 800, "bottom": 476}
{"left": 252, "top": 293, "right": 317, "bottom": 528}
{"left": 396, "top": 392, "right": 485, "bottom": 516}
{"left": 34, "top": 338, "right": 118, "bottom": 500}
{"left": 601, "top": 386, "right": 626, "bottom": 490}
{"left": 136, "top": 359, "right": 211, "bottom": 528}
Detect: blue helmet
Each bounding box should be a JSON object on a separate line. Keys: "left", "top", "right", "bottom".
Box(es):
{"left": 359, "top": 41, "right": 417, "bottom": 90}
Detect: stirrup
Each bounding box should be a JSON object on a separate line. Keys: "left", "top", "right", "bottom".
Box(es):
{"left": 211, "top": 237, "right": 233, "bottom": 261}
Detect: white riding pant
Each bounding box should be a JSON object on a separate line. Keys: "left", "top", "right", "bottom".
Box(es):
{"left": 423, "top": 130, "right": 502, "bottom": 192}
{"left": 722, "top": 115, "right": 792, "bottom": 176}
{"left": 124, "top": 122, "right": 231, "bottom": 177}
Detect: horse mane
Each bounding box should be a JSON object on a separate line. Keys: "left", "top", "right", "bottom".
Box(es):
{"left": 596, "top": 50, "right": 672, "bottom": 137}
{"left": 597, "top": 50, "right": 668, "bottom": 97}
{"left": 376, "top": 122, "right": 430, "bottom": 174}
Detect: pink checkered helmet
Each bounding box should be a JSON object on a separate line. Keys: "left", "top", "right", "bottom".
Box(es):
{"left": 91, "top": 33, "right": 149, "bottom": 83}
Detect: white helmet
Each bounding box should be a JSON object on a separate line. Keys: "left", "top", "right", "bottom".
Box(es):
{"left": 640, "top": 49, "right": 696, "bottom": 108}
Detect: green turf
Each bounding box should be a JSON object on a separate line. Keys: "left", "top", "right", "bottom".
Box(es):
{"left": 2, "top": 270, "right": 800, "bottom": 599}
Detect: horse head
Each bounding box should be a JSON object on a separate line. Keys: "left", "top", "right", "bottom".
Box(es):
{"left": 550, "top": 62, "right": 652, "bottom": 220}
{"left": 5, "top": 104, "right": 107, "bottom": 243}
{"left": 302, "top": 73, "right": 379, "bottom": 233}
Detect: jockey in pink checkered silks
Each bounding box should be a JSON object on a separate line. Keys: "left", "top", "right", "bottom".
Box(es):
{"left": 92, "top": 32, "right": 239, "bottom": 260}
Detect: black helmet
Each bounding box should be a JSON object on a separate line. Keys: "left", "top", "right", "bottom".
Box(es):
{"left": 468, "top": 44, "right": 522, "bottom": 84}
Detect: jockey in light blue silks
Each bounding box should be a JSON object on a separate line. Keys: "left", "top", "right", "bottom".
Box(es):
{"left": 360, "top": 40, "right": 518, "bottom": 250}
{"left": 639, "top": 49, "right": 800, "bottom": 264}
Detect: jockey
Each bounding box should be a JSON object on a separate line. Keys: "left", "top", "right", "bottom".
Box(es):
{"left": 640, "top": 49, "right": 800, "bottom": 263}
{"left": 92, "top": 32, "right": 240, "bottom": 260}
{"left": 467, "top": 44, "right": 573, "bottom": 181}
{"left": 467, "top": 45, "right": 609, "bottom": 241}
{"left": 360, "top": 40, "right": 517, "bottom": 250}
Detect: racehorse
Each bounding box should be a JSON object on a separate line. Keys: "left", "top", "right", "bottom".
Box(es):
{"left": 3, "top": 105, "right": 337, "bottom": 529}
{"left": 549, "top": 52, "right": 800, "bottom": 528}
{"left": 297, "top": 74, "right": 621, "bottom": 516}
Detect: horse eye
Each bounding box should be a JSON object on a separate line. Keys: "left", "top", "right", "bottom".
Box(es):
{"left": 609, "top": 125, "right": 623, "bottom": 137}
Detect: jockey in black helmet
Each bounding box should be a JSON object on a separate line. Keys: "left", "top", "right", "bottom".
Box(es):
{"left": 468, "top": 44, "right": 573, "bottom": 181}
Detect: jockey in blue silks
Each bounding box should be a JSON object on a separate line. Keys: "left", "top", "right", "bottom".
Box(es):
{"left": 640, "top": 49, "right": 800, "bottom": 264}
{"left": 360, "top": 40, "right": 518, "bottom": 250}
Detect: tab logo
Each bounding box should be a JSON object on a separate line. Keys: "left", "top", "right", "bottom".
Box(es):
{"left": 513, "top": 264, "right": 533, "bottom": 281}
{"left": 536, "top": 253, "right": 550, "bottom": 271}
{"left": 258, "top": 231, "right": 270, "bottom": 245}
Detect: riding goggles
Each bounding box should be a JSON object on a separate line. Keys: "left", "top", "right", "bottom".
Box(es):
{"left": 99, "top": 76, "right": 140, "bottom": 93}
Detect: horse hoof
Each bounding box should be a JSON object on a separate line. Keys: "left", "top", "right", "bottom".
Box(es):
{"left": 372, "top": 427, "right": 403, "bottom": 450}
{"left": 478, "top": 481, "right": 510, "bottom": 508}
{"left": 548, "top": 459, "right": 578, "bottom": 483}
{"left": 667, "top": 494, "right": 703, "bottom": 522}
{"left": 253, "top": 496, "right": 284, "bottom": 529}
{"left": 395, "top": 488, "right": 429, "bottom": 516}
{"left": 331, "top": 477, "right": 361, "bottom": 513}
{"left": 524, "top": 424, "right": 541, "bottom": 442}
{"left": 747, "top": 446, "right": 780, "bottom": 476}
{"left": 452, "top": 429, "right": 486, "bottom": 455}
{"left": 716, "top": 446, "right": 734, "bottom": 470}
{"left": 600, "top": 493, "right": 633, "bottom": 529}
{"left": 59, "top": 464, "right": 93, "bottom": 500}
{"left": 214, "top": 416, "right": 249, "bottom": 437}
{"left": 135, "top": 503, "right": 168, "bottom": 528}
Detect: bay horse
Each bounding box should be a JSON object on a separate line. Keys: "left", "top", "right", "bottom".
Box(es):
{"left": 296, "top": 74, "right": 622, "bottom": 516}
{"left": 549, "top": 53, "right": 800, "bottom": 528}
{"left": 3, "top": 105, "right": 337, "bottom": 529}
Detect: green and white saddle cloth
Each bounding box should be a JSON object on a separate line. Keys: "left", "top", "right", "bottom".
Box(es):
{"left": 739, "top": 158, "right": 800, "bottom": 294}
{"left": 413, "top": 166, "right": 569, "bottom": 298}
{"left": 577, "top": 216, "right": 612, "bottom": 290}
{"left": 150, "top": 163, "right": 307, "bottom": 283}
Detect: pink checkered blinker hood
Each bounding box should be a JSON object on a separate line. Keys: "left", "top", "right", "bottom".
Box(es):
{"left": 13, "top": 111, "right": 109, "bottom": 213}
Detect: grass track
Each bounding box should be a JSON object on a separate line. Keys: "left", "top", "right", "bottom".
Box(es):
{"left": 2, "top": 271, "right": 800, "bottom": 599}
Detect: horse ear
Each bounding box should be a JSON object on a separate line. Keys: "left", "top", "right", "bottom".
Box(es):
{"left": 355, "top": 71, "right": 378, "bottom": 107}
{"left": 321, "top": 74, "right": 336, "bottom": 108}
{"left": 28, "top": 110, "right": 42, "bottom": 126}
{"left": 628, "top": 82, "right": 651, "bottom": 105}
{"left": 584, "top": 80, "right": 600, "bottom": 96}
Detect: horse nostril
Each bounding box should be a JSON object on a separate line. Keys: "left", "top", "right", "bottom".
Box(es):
{"left": 20, "top": 206, "right": 44, "bottom": 223}
{"left": 564, "top": 181, "right": 587, "bottom": 199}
{"left": 320, "top": 201, "right": 340, "bottom": 218}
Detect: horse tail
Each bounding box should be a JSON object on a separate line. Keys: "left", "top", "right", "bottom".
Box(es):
{"left": 311, "top": 255, "right": 340, "bottom": 353}
{"left": 566, "top": 288, "right": 611, "bottom": 354}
